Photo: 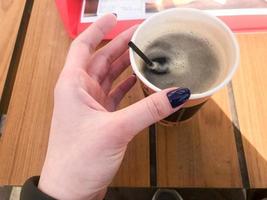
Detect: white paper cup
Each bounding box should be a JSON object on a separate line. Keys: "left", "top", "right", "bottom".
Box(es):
{"left": 129, "top": 8, "right": 239, "bottom": 125}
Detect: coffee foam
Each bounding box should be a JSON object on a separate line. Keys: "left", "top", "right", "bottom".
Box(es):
{"left": 141, "top": 33, "right": 226, "bottom": 93}
{"left": 133, "top": 18, "right": 233, "bottom": 94}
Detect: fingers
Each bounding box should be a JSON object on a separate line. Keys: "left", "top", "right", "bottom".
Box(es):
{"left": 97, "top": 25, "right": 137, "bottom": 63}
{"left": 101, "top": 50, "right": 130, "bottom": 94}
{"left": 88, "top": 25, "right": 138, "bottom": 82}
{"left": 74, "top": 13, "right": 117, "bottom": 54}
{"left": 106, "top": 75, "right": 137, "bottom": 111}
{"left": 116, "top": 88, "right": 191, "bottom": 136}
{"left": 65, "top": 14, "right": 117, "bottom": 70}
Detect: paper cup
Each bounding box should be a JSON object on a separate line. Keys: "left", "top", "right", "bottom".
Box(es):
{"left": 129, "top": 8, "right": 239, "bottom": 125}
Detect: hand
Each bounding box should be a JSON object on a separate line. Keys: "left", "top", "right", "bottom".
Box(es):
{"left": 38, "top": 14, "right": 190, "bottom": 200}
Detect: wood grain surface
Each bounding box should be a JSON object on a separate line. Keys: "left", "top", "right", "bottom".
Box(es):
{"left": 0, "top": 0, "right": 149, "bottom": 186}
{"left": 0, "top": 0, "right": 26, "bottom": 99}
{"left": 156, "top": 88, "right": 242, "bottom": 187}
{"left": 0, "top": 0, "right": 70, "bottom": 185}
{"left": 233, "top": 33, "right": 267, "bottom": 187}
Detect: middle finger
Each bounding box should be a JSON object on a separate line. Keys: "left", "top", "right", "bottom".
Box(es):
{"left": 101, "top": 50, "right": 130, "bottom": 94}
{"left": 88, "top": 25, "right": 138, "bottom": 83}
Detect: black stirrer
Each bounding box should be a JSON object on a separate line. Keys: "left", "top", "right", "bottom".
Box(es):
{"left": 128, "top": 41, "right": 153, "bottom": 66}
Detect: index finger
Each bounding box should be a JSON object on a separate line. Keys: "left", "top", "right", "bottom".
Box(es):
{"left": 65, "top": 14, "right": 117, "bottom": 70}
{"left": 75, "top": 13, "right": 117, "bottom": 53}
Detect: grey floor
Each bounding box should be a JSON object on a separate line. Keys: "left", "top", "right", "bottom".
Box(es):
{"left": 0, "top": 187, "right": 21, "bottom": 200}
{"left": 0, "top": 116, "right": 20, "bottom": 200}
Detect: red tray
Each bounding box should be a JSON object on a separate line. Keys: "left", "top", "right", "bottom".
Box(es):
{"left": 55, "top": 0, "right": 267, "bottom": 39}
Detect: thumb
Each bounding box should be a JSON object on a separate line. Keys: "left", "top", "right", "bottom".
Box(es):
{"left": 117, "top": 88, "right": 191, "bottom": 135}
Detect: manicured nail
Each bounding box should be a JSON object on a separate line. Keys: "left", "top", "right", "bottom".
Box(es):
{"left": 167, "top": 88, "right": 191, "bottom": 108}
{"left": 112, "top": 13, "right": 117, "bottom": 17}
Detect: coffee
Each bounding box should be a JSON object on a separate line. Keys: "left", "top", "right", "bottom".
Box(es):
{"left": 141, "top": 33, "right": 224, "bottom": 94}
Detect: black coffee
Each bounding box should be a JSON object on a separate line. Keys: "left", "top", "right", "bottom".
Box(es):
{"left": 142, "top": 33, "right": 222, "bottom": 93}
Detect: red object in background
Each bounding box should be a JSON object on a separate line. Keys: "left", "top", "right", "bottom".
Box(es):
{"left": 55, "top": 0, "right": 267, "bottom": 39}
{"left": 55, "top": 0, "right": 142, "bottom": 39}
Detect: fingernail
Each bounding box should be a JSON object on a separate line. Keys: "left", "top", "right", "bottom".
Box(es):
{"left": 112, "top": 13, "right": 117, "bottom": 18}
{"left": 132, "top": 73, "right": 136, "bottom": 77}
{"left": 167, "top": 88, "right": 191, "bottom": 108}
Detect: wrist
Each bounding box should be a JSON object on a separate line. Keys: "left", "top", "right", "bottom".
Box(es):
{"left": 39, "top": 166, "right": 89, "bottom": 200}
{"left": 38, "top": 164, "right": 106, "bottom": 200}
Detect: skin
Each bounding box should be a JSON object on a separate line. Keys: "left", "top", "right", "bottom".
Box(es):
{"left": 38, "top": 14, "right": 187, "bottom": 200}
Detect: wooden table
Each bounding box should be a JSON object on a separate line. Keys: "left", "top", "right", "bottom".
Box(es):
{"left": 0, "top": 0, "right": 267, "bottom": 189}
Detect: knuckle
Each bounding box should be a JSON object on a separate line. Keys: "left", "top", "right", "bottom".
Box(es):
{"left": 109, "top": 69, "right": 116, "bottom": 81}
{"left": 70, "top": 39, "right": 80, "bottom": 50}
{"left": 109, "top": 113, "right": 134, "bottom": 142}
{"left": 95, "top": 53, "right": 112, "bottom": 67}
{"left": 94, "top": 23, "right": 105, "bottom": 38}
{"left": 146, "top": 95, "right": 168, "bottom": 122}
{"left": 103, "top": 54, "right": 113, "bottom": 66}
{"left": 120, "top": 37, "right": 130, "bottom": 50}
{"left": 71, "top": 39, "right": 94, "bottom": 54}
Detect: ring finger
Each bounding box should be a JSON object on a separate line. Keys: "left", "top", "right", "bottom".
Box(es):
{"left": 101, "top": 50, "right": 130, "bottom": 94}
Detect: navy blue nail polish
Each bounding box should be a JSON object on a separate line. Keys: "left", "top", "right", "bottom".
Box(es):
{"left": 167, "top": 88, "right": 191, "bottom": 108}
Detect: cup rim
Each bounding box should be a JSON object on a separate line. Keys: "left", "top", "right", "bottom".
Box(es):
{"left": 129, "top": 8, "right": 240, "bottom": 100}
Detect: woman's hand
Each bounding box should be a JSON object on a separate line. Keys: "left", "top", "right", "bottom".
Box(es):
{"left": 38, "top": 14, "right": 190, "bottom": 200}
